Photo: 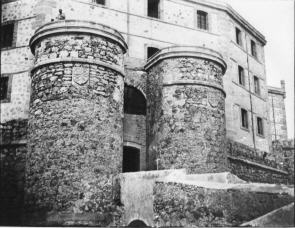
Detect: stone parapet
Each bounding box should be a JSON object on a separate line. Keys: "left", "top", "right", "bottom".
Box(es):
{"left": 145, "top": 46, "right": 228, "bottom": 173}
{"left": 25, "top": 20, "right": 127, "bottom": 226}
{"left": 29, "top": 20, "right": 127, "bottom": 71}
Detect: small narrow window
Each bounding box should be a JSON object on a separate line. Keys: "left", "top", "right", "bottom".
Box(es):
{"left": 197, "top": 10, "right": 208, "bottom": 30}
{"left": 93, "top": 0, "right": 105, "bottom": 5}
{"left": 236, "top": 27, "right": 242, "bottom": 46}
{"left": 241, "top": 108, "right": 248, "bottom": 129}
{"left": 148, "top": 0, "right": 160, "bottom": 18}
{"left": 147, "top": 47, "right": 159, "bottom": 59}
{"left": 238, "top": 66, "right": 245, "bottom": 86}
{"left": 257, "top": 117, "right": 264, "bottom": 136}
{"left": 0, "top": 77, "right": 9, "bottom": 101}
{"left": 1, "top": 24, "right": 14, "bottom": 48}
{"left": 251, "top": 40, "right": 257, "bottom": 58}
{"left": 253, "top": 76, "right": 260, "bottom": 95}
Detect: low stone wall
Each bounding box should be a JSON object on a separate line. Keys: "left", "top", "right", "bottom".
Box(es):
{"left": 228, "top": 157, "right": 289, "bottom": 184}
{"left": 227, "top": 140, "right": 289, "bottom": 184}
{"left": 0, "top": 119, "right": 28, "bottom": 225}
{"left": 272, "top": 140, "right": 294, "bottom": 184}
{"left": 153, "top": 181, "right": 294, "bottom": 227}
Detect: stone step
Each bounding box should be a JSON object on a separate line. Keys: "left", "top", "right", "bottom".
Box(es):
{"left": 240, "top": 203, "right": 294, "bottom": 227}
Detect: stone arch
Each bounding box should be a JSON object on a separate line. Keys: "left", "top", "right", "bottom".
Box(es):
{"left": 124, "top": 70, "right": 147, "bottom": 98}
{"left": 128, "top": 219, "right": 148, "bottom": 227}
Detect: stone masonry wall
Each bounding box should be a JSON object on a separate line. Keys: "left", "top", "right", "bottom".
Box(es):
{"left": 33, "top": 34, "right": 124, "bottom": 68}
{"left": 123, "top": 114, "right": 146, "bottom": 170}
{"left": 26, "top": 62, "right": 124, "bottom": 226}
{"left": 0, "top": 119, "right": 28, "bottom": 225}
{"left": 25, "top": 21, "right": 126, "bottom": 226}
{"left": 147, "top": 56, "right": 228, "bottom": 173}
{"left": 271, "top": 140, "right": 294, "bottom": 184}
{"left": 123, "top": 69, "right": 147, "bottom": 170}
{"left": 268, "top": 90, "right": 288, "bottom": 141}
{"left": 227, "top": 140, "right": 289, "bottom": 184}
{"left": 153, "top": 181, "right": 294, "bottom": 227}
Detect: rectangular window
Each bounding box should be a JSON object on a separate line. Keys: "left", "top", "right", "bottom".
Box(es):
{"left": 93, "top": 0, "right": 105, "bottom": 5}
{"left": 197, "top": 10, "right": 208, "bottom": 30}
{"left": 147, "top": 47, "right": 159, "bottom": 59}
{"left": 238, "top": 65, "right": 245, "bottom": 86}
{"left": 236, "top": 27, "right": 242, "bottom": 46}
{"left": 1, "top": 23, "right": 14, "bottom": 48}
{"left": 251, "top": 40, "right": 257, "bottom": 58}
{"left": 257, "top": 117, "right": 264, "bottom": 136}
{"left": 241, "top": 108, "right": 248, "bottom": 129}
{"left": 253, "top": 76, "right": 260, "bottom": 95}
{"left": 148, "top": 0, "right": 160, "bottom": 18}
{"left": 0, "top": 77, "right": 9, "bottom": 101}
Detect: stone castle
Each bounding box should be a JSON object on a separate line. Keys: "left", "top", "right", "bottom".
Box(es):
{"left": 0, "top": 0, "right": 294, "bottom": 226}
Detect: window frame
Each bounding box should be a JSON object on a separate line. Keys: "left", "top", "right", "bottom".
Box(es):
{"left": 238, "top": 65, "right": 245, "bottom": 86}
{"left": 235, "top": 27, "right": 242, "bottom": 46}
{"left": 256, "top": 116, "right": 264, "bottom": 137}
{"left": 147, "top": 0, "right": 161, "bottom": 19}
{"left": 250, "top": 39, "right": 257, "bottom": 58}
{"left": 1, "top": 21, "right": 17, "bottom": 49}
{"left": 253, "top": 75, "right": 260, "bottom": 95}
{"left": 196, "top": 10, "right": 209, "bottom": 30}
{"left": 0, "top": 74, "right": 13, "bottom": 103}
{"left": 240, "top": 108, "right": 249, "bottom": 130}
{"left": 91, "top": 0, "right": 108, "bottom": 7}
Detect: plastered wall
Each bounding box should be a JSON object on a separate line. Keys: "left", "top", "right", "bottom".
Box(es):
{"left": 268, "top": 90, "right": 288, "bottom": 141}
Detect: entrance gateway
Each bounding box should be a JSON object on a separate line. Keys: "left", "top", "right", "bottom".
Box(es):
{"left": 123, "top": 146, "right": 140, "bottom": 172}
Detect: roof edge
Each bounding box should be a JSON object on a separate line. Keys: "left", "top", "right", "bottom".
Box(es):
{"left": 185, "top": 0, "right": 267, "bottom": 45}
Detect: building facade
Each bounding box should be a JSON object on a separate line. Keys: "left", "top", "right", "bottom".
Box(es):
{"left": 0, "top": 0, "right": 292, "bottom": 226}
{"left": 268, "top": 80, "right": 288, "bottom": 141}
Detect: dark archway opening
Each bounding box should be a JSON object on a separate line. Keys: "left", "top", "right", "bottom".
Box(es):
{"left": 123, "top": 146, "right": 140, "bottom": 173}
{"left": 128, "top": 219, "right": 148, "bottom": 227}
{"left": 124, "top": 85, "right": 146, "bottom": 115}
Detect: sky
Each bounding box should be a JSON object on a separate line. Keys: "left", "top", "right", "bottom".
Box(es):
{"left": 218, "top": 0, "right": 294, "bottom": 139}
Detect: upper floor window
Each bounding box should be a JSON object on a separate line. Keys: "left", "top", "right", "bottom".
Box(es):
{"left": 253, "top": 76, "right": 260, "bottom": 95}
{"left": 1, "top": 23, "right": 14, "bottom": 48}
{"left": 148, "top": 0, "right": 160, "bottom": 19}
{"left": 251, "top": 40, "right": 257, "bottom": 58}
{"left": 241, "top": 108, "right": 249, "bottom": 129}
{"left": 197, "top": 10, "right": 208, "bottom": 30}
{"left": 0, "top": 75, "right": 11, "bottom": 103}
{"left": 238, "top": 65, "right": 245, "bottom": 86}
{"left": 93, "top": 0, "right": 105, "bottom": 5}
{"left": 124, "top": 85, "right": 146, "bottom": 115}
{"left": 257, "top": 117, "right": 264, "bottom": 136}
{"left": 147, "top": 47, "right": 160, "bottom": 59}
{"left": 235, "top": 27, "right": 242, "bottom": 46}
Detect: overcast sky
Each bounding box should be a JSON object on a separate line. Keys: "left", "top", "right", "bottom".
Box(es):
{"left": 218, "top": 0, "right": 294, "bottom": 139}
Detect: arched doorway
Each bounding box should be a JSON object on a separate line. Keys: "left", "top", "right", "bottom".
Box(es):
{"left": 128, "top": 219, "right": 148, "bottom": 227}
{"left": 124, "top": 85, "right": 146, "bottom": 115}
{"left": 123, "top": 146, "right": 140, "bottom": 172}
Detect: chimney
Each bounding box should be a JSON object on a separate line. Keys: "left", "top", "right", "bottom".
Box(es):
{"left": 280, "top": 80, "right": 286, "bottom": 98}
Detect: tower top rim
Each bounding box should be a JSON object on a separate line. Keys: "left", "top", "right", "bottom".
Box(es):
{"left": 29, "top": 20, "right": 128, "bottom": 55}
{"left": 144, "top": 45, "right": 227, "bottom": 74}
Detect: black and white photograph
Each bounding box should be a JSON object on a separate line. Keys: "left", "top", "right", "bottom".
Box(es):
{"left": 0, "top": 0, "right": 294, "bottom": 227}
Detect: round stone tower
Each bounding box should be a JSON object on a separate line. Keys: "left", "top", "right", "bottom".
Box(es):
{"left": 145, "top": 46, "right": 228, "bottom": 173}
{"left": 26, "top": 20, "right": 127, "bottom": 226}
